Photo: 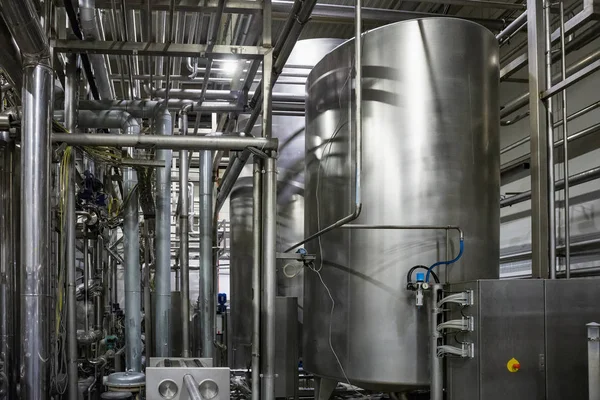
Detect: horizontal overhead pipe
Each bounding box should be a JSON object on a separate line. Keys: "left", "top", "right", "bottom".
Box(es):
{"left": 79, "top": 99, "right": 243, "bottom": 118}
{"left": 150, "top": 88, "right": 305, "bottom": 103}
{"left": 500, "top": 48, "right": 600, "bottom": 118}
{"left": 496, "top": 11, "right": 527, "bottom": 42}
{"left": 51, "top": 132, "right": 278, "bottom": 151}
{"left": 500, "top": 238, "right": 600, "bottom": 265}
{"left": 501, "top": 166, "right": 600, "bottom": 207}
{"left": 501, "top": 122, "right": 600, "bottom": 176}
{"left": 501, "top": 100, "right": 600, "bottom": 153}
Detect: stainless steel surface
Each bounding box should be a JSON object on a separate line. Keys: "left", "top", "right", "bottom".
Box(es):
{"left": 544, "top": 279, "right": 600, "bottom": 400}
{"left": 199, "top": 149, "right": 214, "bottom": 360}
{"left": 155, "top": 106, "right": 173, "bottom": 357}
{"left": 496, "top": 11, "right": 527, "bottom": 41}
{"left": 145, "top": 358, "right": 230, "bottom": 400}
{"left": 65, "top": 54, "right": 80, "bottom": 400}
{"left": 52, "top": 132, "right": 278, "bottom": 151}
{"left": 588, "top": 323, "right": 600, "bottom": 400}
{"left": 143, "top": 221, "right": 153, "bottom": 359}
{"left": 124, "top": 145, "right": 142, "bottom": 371}
{"left": 229, "top": 39, "right": 341, "bottom": 374}
{"left": 274, "top": 297, "right": 299, "bottom": 400}
{"left": 262, "top": 156, "right": 277, "bottom": 399}
{"left": 446, "top": 280, "right": 546, "bottom": 399}
{"left": 180, "top": 111, "right": 191, "bottom": 358}
{"left": 304, "top": 19, "right": 499, "bottom": 390}
{"left": 20, "top": 62, "right": 52, "bottom": 400}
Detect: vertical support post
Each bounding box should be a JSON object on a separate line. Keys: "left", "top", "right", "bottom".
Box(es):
{"left": 559, "top": 0, "right": 571, "bottom": 279}
{"left": 94, "top": 236, "right": 104, "bottom": 330}
{"left": 527, "top": 0, "right": 553, "bottom": 278}
{"left": 21, "top": 61, "right": 53, "bottom": 400}
{"left": 430, "top": 284, "right": 443, "bottom": 400}
{"left": 64, "top": 53, "right": 79, "bottom": 400}
{"left": 262, "top": 157, "right": 277, "bottom": 400}
{"left": 251, "top": 157, "right": 263, "bottom": 400}
{"left": 588, "top": 323, "right": 600, "bottom": 400}
{"left": 180, "top": 111, "right": 191, "bottom": 357}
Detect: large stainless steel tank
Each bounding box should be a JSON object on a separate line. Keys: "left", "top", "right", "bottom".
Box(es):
{"left": 304, "top": 18, "right": 500, "bottom": 391}
{"left": 228, "top": 39, "right": 343, "bottom": 369}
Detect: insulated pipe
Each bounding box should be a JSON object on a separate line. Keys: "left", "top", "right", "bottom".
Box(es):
{"left": 199, "top": 149, "right": 214, "bottom": 359}
{"left": 262, "top": 157, "right": 277, "bottom": 400}
{"left": 65, "top": 54, "right": 80, "bottom": 400}
{"left": 79, "top": 0, "right": 115, "bottom": 99}
{"left": 19, "top": 62, "right": 53, "bottom": 400}
{"left": 52, "top": 132, "right": 278, "bottom": 151}
{"left": 79, "top": 99, "right": 243, "bottom": 118}
{"left": 0, "top": 2, "right": 52, "bottom": 397}
{"left": 123, "top": 149, "right": 142, "bottom": 371}
{"left": 154, "top": 107, "right": 173, "bottom": 357}
{"left": 179, "top": 108, "right": 191, "bottom": 357}
{"left": 149, "top": 88, "right": 305, "bottom": 103}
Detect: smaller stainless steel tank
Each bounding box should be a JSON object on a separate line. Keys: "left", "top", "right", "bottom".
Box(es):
{"left": 228, "top": 39, "right": 343, "bottom": 369}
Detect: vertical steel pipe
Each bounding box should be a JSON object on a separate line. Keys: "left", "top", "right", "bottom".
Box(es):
{"left": 154, "top": 106, "right": 173, "bottom": 357}
{"left": 84, "top": 237, "right": 90, "bottom": 332}
{"left": 559, "top": 1, "right": 571, "bottom": 278}
{"left": 251, "top": 157, "right": 263, "bottom": 399}
{"left": 588, "top": 322, "right": 600, "bottom": 400}
{"left": 65, "top": 54, "right": 79, "bottom": 400}
{"left": 262, "top": 156, "right": 277, "bottom": 400}
{"left": 430, "top": 284, "right": 443, "bottom": 400}
{"left": 199, "top": 149, "right": 214, "bottom": 359}
{"left": 526, "top": 0, "right": 551, "bottom": 278}
{"left": 179, "top": 110, "right": 191, "bottom": 357}
{"left": 544, "top": 0, "right": 557, "bottom": 279}
{"left": 123, "top": 149, "right": 142, "bottom": 371}
{"left": 20, "top": 61, "right": 53, "bottom": 400}
{"left": 94, "top": 236, "right": 104, "bottom": 330}
{"left": 143, "top": 221, "right": 153, "bottom": 358}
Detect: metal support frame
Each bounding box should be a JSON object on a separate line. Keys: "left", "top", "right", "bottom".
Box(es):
{"left": 527, "top": 0, "right": 553, "bottom": 279}
{"left": 588, "top": 322, "right": 600, "bottom": 400}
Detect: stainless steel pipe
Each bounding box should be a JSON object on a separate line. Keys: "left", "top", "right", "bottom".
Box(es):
{"left": 51, "top": 132, "right": 278, "bottom": 151}
{"left": 154, "top": 107, "right": 173, "bottom": 357}
{"left": 79, "top": 99, "right": 242, "bottom": 117}
{"left": 199, "top": 149, "right": 214, "bottom": 359}
{"left": 430, "top": 284, "right": 443, "bottom": 400}
{"left": 262, "top": 156, "right": 277, "bottom": 400}
{"left": 251, "top": 158, "right": 263, "bottom": 399}
{"left": 65, "top": 54, "right": 80, "bottom": 400}
{"left": 179, "top": 109, "right": 191, "bottom": 357}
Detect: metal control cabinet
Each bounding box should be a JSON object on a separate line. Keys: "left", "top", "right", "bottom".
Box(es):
{"left": 445, "top": 278, "right": 600, "bottom": 400}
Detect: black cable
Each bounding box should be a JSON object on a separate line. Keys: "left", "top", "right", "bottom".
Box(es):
{"left": 407, "top": 265, "right": 440, "bottom": 284}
